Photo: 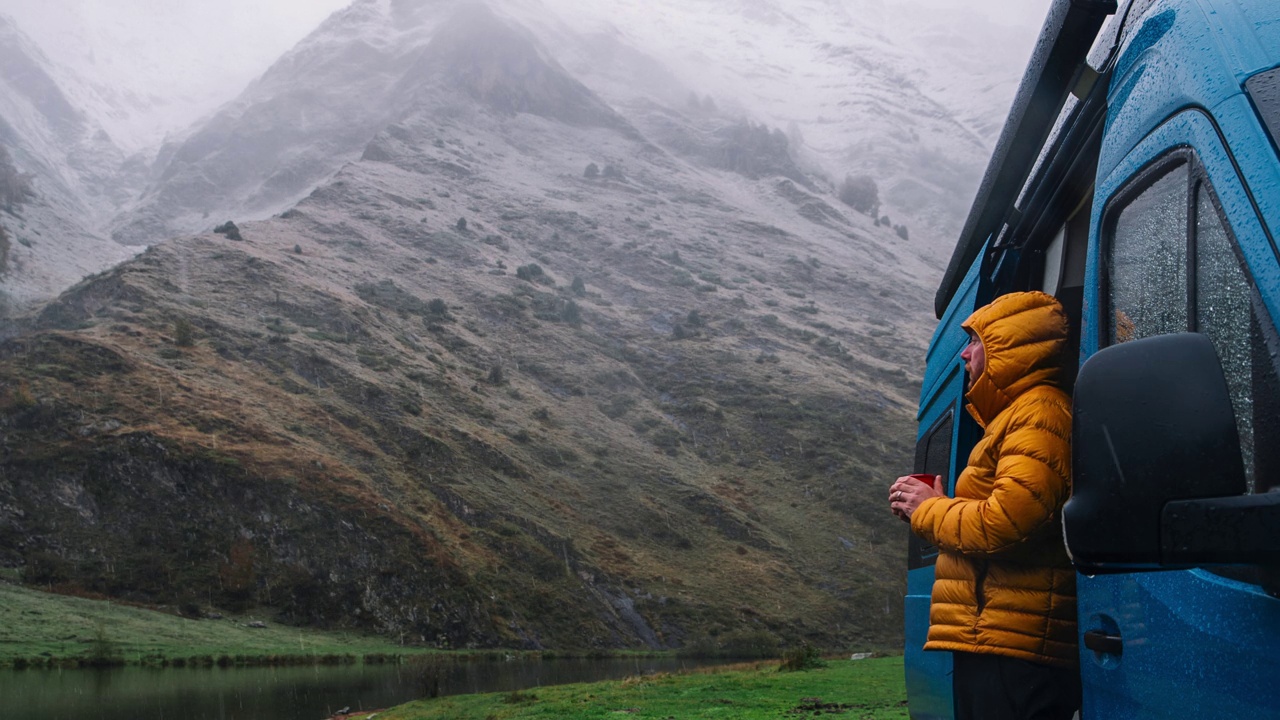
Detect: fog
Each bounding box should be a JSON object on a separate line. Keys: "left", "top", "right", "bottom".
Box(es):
{"left": 0, "top": 0, "right": 1052, "bottom": 149}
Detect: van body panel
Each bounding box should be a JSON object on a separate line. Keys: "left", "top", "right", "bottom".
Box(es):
{"left": 1079, "top": 105, "right": 1280, "bottom": 718}
{"left": 1100, "top": 0, "right": 1250, "bottom": 184}
{"left": 1202, "top": 0, "right": 1280, "bottom": 82}
{"left": 1076, "top": 572, "right": 1280, "bottom": 718}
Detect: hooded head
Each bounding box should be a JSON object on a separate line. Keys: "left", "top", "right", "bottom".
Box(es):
{"left": 960, "top": 291, "right": 1069, "bottom": 427}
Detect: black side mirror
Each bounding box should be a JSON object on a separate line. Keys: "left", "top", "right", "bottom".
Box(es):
{"left": 1064, "top": 333, "right": 1250, "bottom": 572}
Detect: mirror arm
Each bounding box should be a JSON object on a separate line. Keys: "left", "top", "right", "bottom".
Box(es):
{"left": 1162, "top": 491, "right": 1280, "bottom": 565}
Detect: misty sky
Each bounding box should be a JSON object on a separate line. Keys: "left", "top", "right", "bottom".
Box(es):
{"left": 919, "top": 0, "right": 1052, "bottom": 28}
{"left": 0, "top": 0, "right": 349, "bottom": 89}
{"left": 0, "top": 0, "right": 1052, "bottom": 147}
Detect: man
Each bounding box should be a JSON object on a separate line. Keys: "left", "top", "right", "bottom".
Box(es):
{"left": 890, "top": 291, "right": 1079, "bottom": 720}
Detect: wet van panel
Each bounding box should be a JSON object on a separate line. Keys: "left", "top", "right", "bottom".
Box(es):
{"left": 1078, "top": 102, "right": 1280, "bottom": 718}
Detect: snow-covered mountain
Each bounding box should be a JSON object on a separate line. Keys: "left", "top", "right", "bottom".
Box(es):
{"left": 0, "top": 14, "right": 140, "bottom": 317}
{"left": 517, "top": 0, "right": 1033, "bottom": 241}
{"left": 112, "top": 0, "right": 1037, "bottom": 249}
{"left": 0, "top": 0, "right": 1046, "bottom": 647}
{"left": 2, "top": 0, "right": 1041, "bottom": 316}
{"left": 2, "top": 0, "right": 937, "bottom": 646}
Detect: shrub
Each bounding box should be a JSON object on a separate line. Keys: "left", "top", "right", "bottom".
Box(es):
{"left": 894, "top": 223, "right": 910, "bottom": 241}
{"left": 173, "top": 317, "right": 195, "bottom": 347}
{"left": 516, "top": 263, "right": 545, "bottom": 282}
{"left": 504, "top": 690, "right": 538, "bottom": 704}
{"left": 426, "top": 298, "right": 452, "bottom": 320}
{"left": 584, "top": 163, "right": 600, "bottom": 179}
{"left": 571, "top": 276, "right": 586, "bottom": 296}
{"left": 456, "top": 217, "right": 468, "bottom": 232}
{"left": 487, "top": 365, "right": 505, "bottom": 385}
{"left": 779, "top": 643, "right": 827, "bottom": 672}
{"left": 85, "top": 623, "right": 123, "bottom": 667}
{"left": 213, "top": 221, "right": 243, "bottom": 241}
{"left": 838, "top": 174, "right": 879, "bottom": 216}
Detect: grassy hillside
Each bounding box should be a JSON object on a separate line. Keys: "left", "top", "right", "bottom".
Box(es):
{"left": 378, "top": 655, "right": 909, "bottom": 719}
{"left": 0, "top": 578, "right": 432, "bottom": 668}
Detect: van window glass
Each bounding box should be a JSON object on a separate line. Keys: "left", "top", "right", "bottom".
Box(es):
{"left": 1106, "top": 163, "right": 1188, "bottom": 344}
{"left": 908, "top": 411, "right": 954, "bottom": 570}
{"left": 1246, "top": 66, "right": 1280, "bottom": 150}
{"left": 1194, "top": 185, "right": 1280, "bottom": 493}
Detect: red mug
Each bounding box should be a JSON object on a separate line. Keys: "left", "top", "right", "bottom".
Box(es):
{"left": 908, "top": 473, "right": 940, "bottom": 488}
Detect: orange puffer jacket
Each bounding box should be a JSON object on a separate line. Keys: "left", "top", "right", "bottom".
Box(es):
{"left": 911, "top": 291, "right": 1077, "bottom": 667}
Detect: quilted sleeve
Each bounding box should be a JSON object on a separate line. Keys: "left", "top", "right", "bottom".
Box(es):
{"left": 911, "top": 395, "right": 1070, "bottom": 557}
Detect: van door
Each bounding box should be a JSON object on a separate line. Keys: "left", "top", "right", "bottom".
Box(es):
{"left": 1079, "top": 109, "right": 1280, "bottom": 718}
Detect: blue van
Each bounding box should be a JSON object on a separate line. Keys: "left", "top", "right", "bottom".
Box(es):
{"left": 905, "top": 0, "right": 1280, "bottom": 717}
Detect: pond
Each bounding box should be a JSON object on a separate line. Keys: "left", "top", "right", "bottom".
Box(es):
{"left": 2, "top": 655, "right": 729, "bottom": 720}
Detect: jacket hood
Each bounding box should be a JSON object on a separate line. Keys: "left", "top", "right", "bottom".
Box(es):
{"left": 961, "top": 291, "right": 1068, "bottom": 426}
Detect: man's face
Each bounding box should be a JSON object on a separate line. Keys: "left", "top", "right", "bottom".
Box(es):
{"left": 961, "top": 331, "right": 986, "bottom": 385}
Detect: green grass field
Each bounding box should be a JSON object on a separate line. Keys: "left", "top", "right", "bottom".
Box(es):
{"left": 378, "top": 656, "right": 910, "bottom": 720}
{"left": 0, "top": 579, "right": 431, "bottom": 667}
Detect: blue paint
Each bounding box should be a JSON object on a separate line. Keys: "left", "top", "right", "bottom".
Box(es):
{"left": 907, "top": 0, "right": 1280, "bottom": 716}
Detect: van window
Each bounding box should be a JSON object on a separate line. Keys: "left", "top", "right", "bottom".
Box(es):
{"left": 1042, "top": 226, "right": 1066, "bottom": 294}
{"left": 1105, "top": 162, "right": 1188, "bottom": 344}
{"left": 1192, "top": 183, "right": 1280, "bottom": 494}
{"left": 1105, "top": 153, "right": 1280, "bottom": 495}
{"left": 908, "top": 411, "right": 954, "bottom": 570}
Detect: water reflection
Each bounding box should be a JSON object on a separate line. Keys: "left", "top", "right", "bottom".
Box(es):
{"left": 3, "top": 656, "right": 726, "bottom": 720}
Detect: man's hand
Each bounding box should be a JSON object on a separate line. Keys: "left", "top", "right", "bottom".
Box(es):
{"left": 889, "top": 475, "right": 946, "bottom": 522}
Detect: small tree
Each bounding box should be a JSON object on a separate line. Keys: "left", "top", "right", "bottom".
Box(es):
{"left": 174, "top": 317, "right": 195, "bottom": 347}
{"left": 602, "top": 164, "right": 623, "bottom": 180}
{"left": 894, "top": 223, "right": 910, "bottom": 241}
{"left": 570, "top": 276, "right": 586, "bottom": 296}
{"left": 838, "top": 174, "right": 880, "bottom": 216}
{"left": 426, "top": 298, "right": 452, "bottom": 321}
{"left": 583, "top": 163, "right": 600, "bottom": 179}
{"left": 516, "top": 263, "right": 544, "bottom": 282}
{"left": 456, "top": 217, "right": 468, "bottom": 232}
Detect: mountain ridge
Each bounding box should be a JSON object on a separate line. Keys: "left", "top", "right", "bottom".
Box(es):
{"left": 0, "top": 0, "right": 1034, "bottom": 650}
{"left": 0, "top": 14, "right": 927, "bottom": 643}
